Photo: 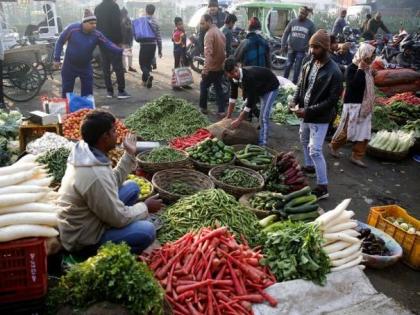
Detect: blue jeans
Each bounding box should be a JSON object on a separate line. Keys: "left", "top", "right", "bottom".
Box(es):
{"left": 258, "top": 89, "right": 278, "bottom": 146}
{"left": 299, "top": 122, "right": 329, "bottom": 185}
{"left": 283, "top": 51, "right": 306, "bottom": 84}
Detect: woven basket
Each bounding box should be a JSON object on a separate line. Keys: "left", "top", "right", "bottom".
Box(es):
{"left": 239, "top": 192, "right": 271, "bottom": 219}
{"left": 152, "top": 168, "right": 214, "bottom": 204}
{"left": 366, "top": 145, "right": 410, "bottom": 161}
{"left": 232, "top": 144, "right": 278, "bottom": 171}
{"left": 190, "top": 156, "right": 236, "bottom": 173}
{"left": 137, "top": 149, "right": 192, "bottom": 174}
{"left": 208, "top": 165, "right": 265, "bottom": 198}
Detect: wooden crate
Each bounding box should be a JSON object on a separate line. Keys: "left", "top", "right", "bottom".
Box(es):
{"left": 19, "top": 122, "right": 62, "bottom": 152}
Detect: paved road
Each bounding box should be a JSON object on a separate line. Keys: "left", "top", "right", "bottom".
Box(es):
{"left": 9, "top": 39, "right": 420, "bottom": 314}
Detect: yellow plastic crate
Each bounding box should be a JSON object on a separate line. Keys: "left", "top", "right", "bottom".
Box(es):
{"left": 367, "top": 205, "right": 420, "bottom": 270}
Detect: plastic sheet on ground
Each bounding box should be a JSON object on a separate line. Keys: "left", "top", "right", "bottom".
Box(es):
{"left": 253, "top": 267, "right": 414, "bottom": 315}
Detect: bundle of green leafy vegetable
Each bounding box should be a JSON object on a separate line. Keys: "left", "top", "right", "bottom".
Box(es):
{"left": 144, "top": 146, "right": 185, "bottom": 163}
{"left": 36, "top": 147, "right": 71, "bottom": 184}
{"left": 402, "top": 119, "right": 420, "bottom": 138}
{"left": 47, "top": 243, "right": 164, "bottom": 315}
{"left": 125, "top": 95, "right": 209, "bottom": 141}
{"left": 271, "top": 103, "right": 301, "bottom": 126}
{"left": 0, "top": 137, "right": 11, "bottom": 167}
{"left": 261, "top": 221, "right": 330, "bottom": 285}
{"left": 276, "top": 86, "right": 296, "bottom": 105}
{"left": 0, "top": 110, "right": 22, "bottom": 139}
{"left": 389, "top": 101, "right": 420, "bottom": 123}
{"left": 372, "top": 106, "right": 399, "bottom": 131}
{"left": 158, "top": 189, "right": 264, "bottom": 246}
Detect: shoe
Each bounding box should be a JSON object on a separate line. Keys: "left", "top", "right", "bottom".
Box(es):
{"left": 152, "top": 64, "right": 157, "bottom": 70}
{"left": 117, "top": 91, "right": 131, "bottom": 99}
{"left": 200, "top": 108, "right": 209, "bottom": 115}
{"left": 182, "top": 85, "right": 192, "bottom": 89}
{"left": 350, "top": 157, "right": 367, "bottom": 168}
{"left": 302, "top": 166, "right": 316, "bottom": 178}
{"left": 172, "top": 86, "right": 182, "bottom": 91}
{"left": 146, "top": 76, "right": 153, "bottom": 89}
{"left": 128, "top": 67, "right": 137, "bottom": 72}
{"left": 142, "top": 81, "right": 147, "bottom": 87}
{"left": 328, "top": 143, "right": 340, "bottom": 158}
{"left": 106, "top": 92, "right": 114, "bottom": 99}
{"left": 313, "top": 185, "right": 329, "bottom": 200}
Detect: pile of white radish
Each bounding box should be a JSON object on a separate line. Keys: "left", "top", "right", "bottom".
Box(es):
{"left": 0, "top": 154, "right": 59, "bottom": 242}
{"left": 314, "top": 199, "right": 363, "bottom": 272}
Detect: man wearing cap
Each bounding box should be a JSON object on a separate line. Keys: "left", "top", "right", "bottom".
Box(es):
{"left": 290, "top": 29, "right": 343, "bottom": 200}
{"left": 332, "top": 10, "right": 347, "bottom": 36}
{"left": 281, "top": 6, "right": 316, "bottom": 84}
{"left": 54, "top": 10, "right": 124, "bottom": 98}
{"left": 198, "top": 0, "right": 227, "bottom": 54}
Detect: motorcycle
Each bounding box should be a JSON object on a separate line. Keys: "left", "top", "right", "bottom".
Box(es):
{"left": 185, "top": 33, "right": 204, "bottom": 74}
{"left": 268, "top": 37, "right": 286, "bottom": 71}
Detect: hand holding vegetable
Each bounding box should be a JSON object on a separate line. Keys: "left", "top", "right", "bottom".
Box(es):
{"left": 145, "top": 194, "right": 164, "bottom": 213}
{"left": 123, "top": 133, "right": 137, "bottom": 156}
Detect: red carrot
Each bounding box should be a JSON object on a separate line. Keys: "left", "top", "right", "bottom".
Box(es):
{"left": 166, "top": 263, "right": 176, "bottom": 293}
{"left": 176, "top": 290, "right": 194, "bottom": 302}
{"left": 156, "top": 247, "right": 186, "bottom": 279}
{"left": 234, "top": 294, "right": 265, "bottom": 303}
{"left": 227, "top": 259, "right": 244, "bottom": 295}
{"left": 193, "top": 227, "right": 228, "bottom": 246}
{"left": 258, "top": 287, "right": 278, "bottom": 307}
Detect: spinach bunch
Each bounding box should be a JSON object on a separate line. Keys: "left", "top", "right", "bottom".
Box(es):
{"left": 47, "top": 243, "right": 164, "bottom": 315}
{"left": 262, "top": 221, "right": 330, "bottom": 285}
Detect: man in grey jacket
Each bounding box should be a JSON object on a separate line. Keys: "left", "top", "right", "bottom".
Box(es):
{"left": 58, "top": 110, "right": 163, "bottom": 256}
{"left": 281, "top": 6, "right": 315, "bottom": 84}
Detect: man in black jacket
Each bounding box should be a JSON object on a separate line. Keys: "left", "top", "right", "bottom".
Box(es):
{"left": 290, "top": 29, "right": 343, "bottom": 200}
{"left": 95, "top": 0, "right": 130, "bottom": 99}
{"left": 224, "top": 57, "right": 279, "bottom": 146}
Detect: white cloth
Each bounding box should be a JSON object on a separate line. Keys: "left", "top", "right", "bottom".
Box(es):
{"left": 333, "top": 103, "right": 371, "bottom": 142}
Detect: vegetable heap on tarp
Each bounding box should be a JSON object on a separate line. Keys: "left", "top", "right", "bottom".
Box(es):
{"left": 142, "top": 227, "right": 277, "bottom": 315}
{"left": 47, "top": 242, "right": 164, "bottom": 315}
{"left": 158, "top": 189, "right": 263, "bottom": 246}
{"left": 125, "top": 95, "right": 209, "bottom": 141}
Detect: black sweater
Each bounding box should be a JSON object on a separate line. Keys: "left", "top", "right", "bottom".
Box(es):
{"left": 230, "top": 67, "right": 279, "bottom": 110}
{"left": 343, "top": 63, "right": 366, "bottom": 104}
{"left": 95, "top": 0, "right": 123, "bottom": 45}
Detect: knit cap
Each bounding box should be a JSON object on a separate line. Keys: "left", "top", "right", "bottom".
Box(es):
{"left": 82, "top": 9, "right": 96, "bottom": 23}
{"left": 208, "top": 0, "right": 219, "bottom": 7}
{"left": 309, "top": 29, "right": 330, "bottom": 51}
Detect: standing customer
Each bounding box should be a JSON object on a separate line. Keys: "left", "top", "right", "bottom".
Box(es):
{"left": 54, "top": 10, "right": 123, "bottom": 98}
{"left": 363, "top": 12, "right": 390, "bottom": 40}
{"left": 221, "top": 13, "right": 237, "bottom": 57}
{"left": 121, "top": 7, "right": 136, "bottom": 73}
{"left": 224, "top": 57, "right": 279, "bottom": 146}
{"left": 199, "top": 14, "right": 226, "bottom": 116}
{"left": 329, "top": 43, "right": 376, "bottom": 168}
{"left": 290, "top": 29, "right": 343, "bottom": 199}
{"left": 95, "top": 0, "right": 130, "bottom": 99}
{"left": 0, "top": 36, "right": 5, "bottom": 109}
{"left": 172, "top": 17, "right": 187, "bottom": 68}
{"left": 133, "top": 4, "right": 162, "bottom": 88}
{"left": 281, "top": 6, "right": 315, "bottom": 84}
{"left": 332, "top": 10, "right": 347, "bottom": 36}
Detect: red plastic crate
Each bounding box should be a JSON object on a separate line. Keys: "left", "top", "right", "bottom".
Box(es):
{"left": 0, "top": 238, "right": 48, "bottom": 303}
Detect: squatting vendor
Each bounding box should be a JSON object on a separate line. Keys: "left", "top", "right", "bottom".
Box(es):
{"left": 53, "top": 9, "right": 123, "bottom": 98}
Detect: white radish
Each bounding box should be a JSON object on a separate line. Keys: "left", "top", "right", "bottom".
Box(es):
{"left": 0, "top": 212, "right": 57, "bottom": 227}
{"left": 0, "top": 168, "right": 44, "bottom": 188}
{"left": 0, "top": 202, "right": 57, "bottom": 215}
{"left": 0, "top": 224, "right": 58, "bottom": 242}
{"left": 14, "top": 154, "right": 38, "bottom": 165}
{"left": 0, "top": 192, "right": 47, "bottom": 208}
{"left": 324, "top": 220, "right": 358, "bottom": 233}
{"left": 331, "top": 250, "right": 362, "bottom": 267}
{"left": 334, "top": 229, "right": 360, "bottom": 238}
{"left": 331, "top": 255, "right": 363, "bottom": 272}
{"left": 323, "top": 241, "right": 352, "bottom": 254}
{"left": 315, "top": 199, "right": 351, "bottom": 227}
{"left": 324, "top": 210, "right": 355, "bottom": 230}
{"left": 324, "top": 232, "right": 360, "bottom": 244}
{"left": 0, "top": 162, "right": 39, "bottom": 176}
{"left": 0, "top": 185, "right": 50, "bottom": 195}
{"left": 328, "top": 242, "right": 361, "bottom": 260}
{"left": 22, "top": 177, "right": 53, "bottom": 187}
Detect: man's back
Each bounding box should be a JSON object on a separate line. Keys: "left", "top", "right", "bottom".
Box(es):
{"left": 204, "top": 25, "right": 226, "bottom": 71}
{"left": 95, "top": 0, "right": 122, "bottom": 44}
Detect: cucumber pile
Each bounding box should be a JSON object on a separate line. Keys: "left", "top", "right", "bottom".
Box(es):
{"left": 187, "top": 138, "right": 234, "bottom": 165}
{"left": 236, "top": 145, "right": 274, "bottom": 167}
{"left": 253, "top": 186, "right": 320, "bottom": 227}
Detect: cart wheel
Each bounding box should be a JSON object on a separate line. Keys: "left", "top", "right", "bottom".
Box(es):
{"left": 35, "top": 62, "right": 48, "bottom": 84}
{"left": 92, "top": 58, "right": 117, "bottom": 89}
{"left": 3, "top": 61, "right": 43, "bottom": 102}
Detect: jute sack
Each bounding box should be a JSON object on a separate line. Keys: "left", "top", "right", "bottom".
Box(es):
{"left": 207, "top": 119, "right": 258, "bottom": 145}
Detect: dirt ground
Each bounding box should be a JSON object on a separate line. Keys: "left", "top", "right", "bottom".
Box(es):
{"left": 9, "top": 40, "right": 420, "bottom": 314}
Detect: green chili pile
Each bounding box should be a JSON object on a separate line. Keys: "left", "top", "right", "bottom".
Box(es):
{"left": 125, "top": 95, "right": 209, "bottom": 141}
{"left": 36, "top": 147, "right": 70, "bottom": 184}
{"left": 168, "top": 180, "right": 197, "bottom": 195}
{"left": 219, "top": 168, "right": 260, "bottom": 188}
{"left": 158, "top": 189, "right": 264, "bottom": 246}
{"left": 144, "top": 147, "right": 185, "bottom": 163}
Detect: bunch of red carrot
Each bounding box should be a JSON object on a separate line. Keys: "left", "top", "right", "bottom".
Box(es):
{"left": 169, "top": 129, "right": 212, "bottom": 150}
{"left": 142, "top": 227, "right": 277, "bottom": 315}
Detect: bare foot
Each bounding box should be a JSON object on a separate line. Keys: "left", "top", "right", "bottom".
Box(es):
{"left": 350, "top": 157, "right": 367, "bottom": 168}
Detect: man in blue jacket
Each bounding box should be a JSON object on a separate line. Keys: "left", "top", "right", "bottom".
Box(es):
{"left": 54, "top": 9, "right": 123, "bottom": 98}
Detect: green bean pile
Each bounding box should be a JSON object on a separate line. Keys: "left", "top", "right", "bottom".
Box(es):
{"left": 144, "top": 147, "right": 185, "bottom": 163}
{"left": 219, "top": 168, "right": 260, "bottom": 188}
{"left": 158, "top": 189, "right": 264, "bottom": 246}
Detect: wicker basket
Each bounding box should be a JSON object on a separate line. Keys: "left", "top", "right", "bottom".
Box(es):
{"left": 239, "top": 192, "right": 271, "bottom": 219}
{"left": 232, "top": 144, "right": 278, "bottom": 171}
{"left": 190, "top": 156, "right": 236, "bottom": 173}
{"left": 152, "top": 169, "right": 214, "bottom": 204}
{"left": 208, "top": 165, "right": 265, "bottom": 198}
{"left": 366, "top": 145, "right": 410, "bottom": 161}
{"left": 137, "top": 149, "right": 193, "bottom": 174}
